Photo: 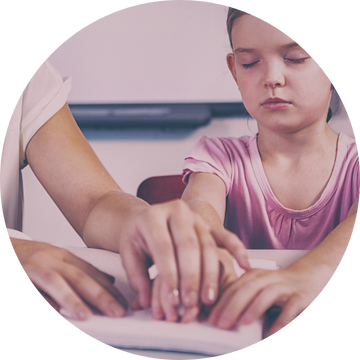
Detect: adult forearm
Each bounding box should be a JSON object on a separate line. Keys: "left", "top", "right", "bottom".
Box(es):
{"left": 82, "top": 191, "right": 150, "bottom": 252}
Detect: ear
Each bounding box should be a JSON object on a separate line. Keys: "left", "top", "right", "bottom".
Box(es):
{"left": 226, "top": 53, "right": 239, "bottom": 85}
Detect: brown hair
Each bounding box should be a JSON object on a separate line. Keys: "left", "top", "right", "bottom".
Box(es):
{"left": 226, "top": 8, "right": 247, "bottom": 50}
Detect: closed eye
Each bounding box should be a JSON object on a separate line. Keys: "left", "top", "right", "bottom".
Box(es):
{"left": 285, "top": 57, "right": 308, "bottom": 64}
{"left": 241, "top": 61, "right": 260, "bottom": 69}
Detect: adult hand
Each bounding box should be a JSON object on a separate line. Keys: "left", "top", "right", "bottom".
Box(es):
{"left": 208, "top": 253, "right": 331, "bottom": 334}
{"left": 149, "top": 246, "right": 240, "bottom": 323}
{"left": 11, "top": 238, "right": 127, "bottom": 320}
{"left": 117, "top": 199, "right": 250, "bottom": 322}
{"left": 27, "top": 104, "right": 249, "bottom": 323}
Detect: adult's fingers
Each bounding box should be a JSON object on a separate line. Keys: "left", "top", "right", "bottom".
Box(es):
{"left": 62, "top": 263, "right": 126, "bottom": 317}
{"left": 211, "top": 227, "right": 250, "bottom": 270}
{"left": 63, "top": 251, "right": 124, "bottom": 300}
{"left": 167, "top": 203, "right": 202, "bottom": 309}
{"left": 120, "top": 245, "right": 152, "bottom": 309}
{"left": 27, "top": 265, "right": 92, "bottom": 320}
{"left": 135, "top": 207, "right": 181, "bottom": 309}
{"left": 196, "top": 221, "right": 219, "bottom": 306}
{"left": 55, "top": 249, "right": 128, "bottom": 312}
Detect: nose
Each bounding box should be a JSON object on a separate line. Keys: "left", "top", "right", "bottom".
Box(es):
{"left": 264, "top": 61, "right": 285, "bottom": 89}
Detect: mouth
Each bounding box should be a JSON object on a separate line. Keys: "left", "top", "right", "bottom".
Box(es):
{"left": 261, "top": 98, "right": 291, "bottom": 105}
{"left": 261, "top": 97, "right": 292, "bottom": 110}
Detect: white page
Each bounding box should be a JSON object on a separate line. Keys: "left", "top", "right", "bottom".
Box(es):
{"left": 64, "top": 247, "right": 277, "bottom": 356}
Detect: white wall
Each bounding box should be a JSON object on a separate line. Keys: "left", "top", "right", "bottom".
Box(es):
{"left": 21, "top": 1, "right": 354, "bottom": 247}
{"left": 48, "top": 1, "right": 240, "bottom": 103}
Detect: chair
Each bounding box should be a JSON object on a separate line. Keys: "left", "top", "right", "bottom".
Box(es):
{"left": 136, "top": 174, "right": 186, "bottom": 205}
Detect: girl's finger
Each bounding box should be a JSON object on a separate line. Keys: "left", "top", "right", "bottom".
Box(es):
{"left": 209, "top": 270, "right": 276, "bottom": 329}
{"left": 208, "top": 280, "right": 245, "bottom": 328}
{"left": 212, "top": 228, "right": 250, "bottom": 270}
{"left": 239, "top": 284, "right": 288, "bottom": 325}
{"left": 151, "top": 278, "right": 164, "bottom": 320}
{"left": 269, "top": 297, "right": 302, "bottom": 335}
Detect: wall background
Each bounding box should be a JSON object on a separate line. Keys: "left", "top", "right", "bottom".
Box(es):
{"left": 21, "top": 1, "right": 354, "bottom": 247}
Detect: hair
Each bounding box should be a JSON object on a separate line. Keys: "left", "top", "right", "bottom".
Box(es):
{"left": 226, "top": 8, "right": 248, "bottom": 50}
{"left": 226, "top": 7, "right": 334, "bottom": 122}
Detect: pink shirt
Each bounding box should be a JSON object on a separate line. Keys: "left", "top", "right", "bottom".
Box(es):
{"left": 183, "top": 134, "right": 359, "bottom": 250}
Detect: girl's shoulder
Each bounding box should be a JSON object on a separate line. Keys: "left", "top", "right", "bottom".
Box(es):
{"left": 338, "top": 133, "right": 358, "bottom": 160}
{"left": 339, "top": 132, "right": 357, "bottom": 145}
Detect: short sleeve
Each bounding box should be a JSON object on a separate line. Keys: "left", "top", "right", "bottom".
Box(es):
{"left": 1, "top": 61, "right": 71, "bottom": 231}
{"left": 182, "top": 136, "right": 233, "bottom": 195}
{"left": 355, "top": 144, "right": 360, "bottom": 195}
{"left": 20, "top": 60, "right": 71, "bottom": 167}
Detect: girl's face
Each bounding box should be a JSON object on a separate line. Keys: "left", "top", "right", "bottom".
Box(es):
{"left": 227, "top": 15, "right": 332, "bottom": 135}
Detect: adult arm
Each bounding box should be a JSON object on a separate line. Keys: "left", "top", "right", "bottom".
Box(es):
{"left": 25, "top": 104, "right": 249, "bottom": 320}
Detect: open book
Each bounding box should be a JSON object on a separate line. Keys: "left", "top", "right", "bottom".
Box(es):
{"left": 65, "top": 247, "right": 278, "bottom": 356}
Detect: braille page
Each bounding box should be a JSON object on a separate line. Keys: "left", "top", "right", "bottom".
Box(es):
{"left": 64, "top": 247, "right": 277, "bottom": 356}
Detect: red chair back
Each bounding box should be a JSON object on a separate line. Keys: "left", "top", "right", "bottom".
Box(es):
{"left": 137, "top": 175, "right": 186, "bottom": 205}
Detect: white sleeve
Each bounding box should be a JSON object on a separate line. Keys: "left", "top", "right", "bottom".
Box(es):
{"left": 7, "top": 228, "right": 33, "bottom": 241}
{"left": 20, "top": 60, "right": 72, "bottom": 167}
{"left": 1, "top": 60, "right": 71, "bottom": 231}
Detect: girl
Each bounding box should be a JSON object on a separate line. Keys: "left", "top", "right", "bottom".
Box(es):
{"left": 180, "top": 9, "right": 359, "bottom": 333}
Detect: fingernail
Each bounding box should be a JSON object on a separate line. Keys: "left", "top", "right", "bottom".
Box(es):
{"left": 183, "top": 291, "right": 197, "bottom": 306}
{"left": 240, "top": 312, "right": 254, "bottom": 324}
{"left": 109, "top": 303, "right": 124, "bottom": 317}
{"left": 208, "top": 288, "right": 215, "bottom": 302}
{"left": 168, "top": 289, "right": 180, "bottom": 305}
{"left": 166, "top": 308, "right": 179, "bottom": 322}
{"left": 75, "top": 306, "right": 89, "bottom": 320}
{"left": 152, "top": 307, "right": 164, "bottom": 320}
{"left": 180, "top": 306, "right": 199, "bottom": 323}
{"left": 208, "top": 313, "right": 217, "bottom": 325}
{"left": 218, "top": 316, "right": 232, "bottom": 329}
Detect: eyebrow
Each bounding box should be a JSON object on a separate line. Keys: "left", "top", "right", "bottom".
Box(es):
{"left": 234, "top": 42, "right": 300, "bottom": 54}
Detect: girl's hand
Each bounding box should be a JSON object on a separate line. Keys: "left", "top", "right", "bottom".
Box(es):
{"left": 208, "top": 262, "right": 330, "bottom": 334}
{"left": 149, "top": 247, "right": 240, "bottom": 323}
{"left": 117, "top": 199, "right": 250, "bottom": 322}
{"left": 11, "top": 238, "right": 127, "bottom": 320}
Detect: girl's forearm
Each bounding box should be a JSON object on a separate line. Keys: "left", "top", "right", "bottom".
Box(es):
{"left": 183, "top": 197, "right": 225, "bottom": 230}
{"left": 288, "top": 213, "right": 357, "bottom": 278}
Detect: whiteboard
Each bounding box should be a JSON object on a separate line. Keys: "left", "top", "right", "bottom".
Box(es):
{"left": 49, "top": 1, "right": 241, "bottom": 104}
